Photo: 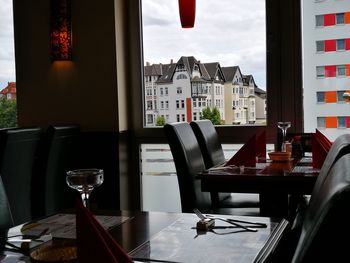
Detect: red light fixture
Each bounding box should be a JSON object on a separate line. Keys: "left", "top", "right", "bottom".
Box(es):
{"left": 179, "top": 0, "right": 196, "bottom": 28}
{"left": 50, "top": 0, "right": 72, "bottom": 61}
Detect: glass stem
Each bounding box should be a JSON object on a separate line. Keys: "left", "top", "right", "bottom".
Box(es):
{"left": 81, "top": 192, "right": 90, "bottom": 208}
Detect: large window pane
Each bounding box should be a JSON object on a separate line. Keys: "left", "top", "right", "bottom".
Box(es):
{"left": 141, "top": 0, "right": 266, "bottom": 127}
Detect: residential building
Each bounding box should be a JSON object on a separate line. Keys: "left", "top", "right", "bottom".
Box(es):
{"left": 0, "top": 82, "right": 16, "bottom": 100}
{"left": 303, "top": 1, "right": 350, "bottom": 140}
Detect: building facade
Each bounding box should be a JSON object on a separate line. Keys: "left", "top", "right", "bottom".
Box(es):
{"left": 144, "top": 56, "right": 266, "bottom": 127}
{"left": 303, "top": 1, "right": 350, "bottom": 140}
{"left": 0, "top": 82, "right": 16, "bottom": 100}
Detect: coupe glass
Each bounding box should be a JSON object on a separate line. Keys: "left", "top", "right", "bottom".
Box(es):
{"left": 277, "top": 121, "right": 291, "bottom": 151}
{"left": 66, "top": 169, "right": 104, "bottom": 207}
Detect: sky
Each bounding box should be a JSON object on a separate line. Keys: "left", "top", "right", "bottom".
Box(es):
{"left": 0, "top": 0, "right": 15, "bottom": 89}
{"left": 0, "top": 0, "right": 266, "bottom": 90}
{"left": 142, "top": 0, "right": 266, "bottom": 90}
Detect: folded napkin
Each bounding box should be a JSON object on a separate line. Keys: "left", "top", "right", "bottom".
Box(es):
{"left": 312, "top": 129, "right": 332, "bottom": 169}
{"left": 76, "top": 200, "right": 133, "bottom": 263}
{"left": 256, "top": 131, "right": 266, "bottom": 159}
{"left": 225, "top": 134, "right": 257, "bottom": 167}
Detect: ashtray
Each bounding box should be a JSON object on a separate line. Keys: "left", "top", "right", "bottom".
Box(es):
{"left": 268, "top": 151, "right": 292, "bottom": 161}
{"left": 30, "top": 244, "right": 77, "bottom": 262}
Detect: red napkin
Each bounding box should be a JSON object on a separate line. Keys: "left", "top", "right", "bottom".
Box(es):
{"left": 225, "top": 134, "right": 257, "bottom": 167}
{"left": 256, "top": 131, "right": 266, "bottom": 159}
{"left": 76, "top": 199, "right": 133, "bottom": 263}
{"left": 312, "top": 130, "right": 332, "bottom": 169}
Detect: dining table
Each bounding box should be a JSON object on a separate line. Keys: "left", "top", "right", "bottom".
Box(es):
{"left": 0, "top": 210, "right": 289, "bottom": 263}
{"left": 197, "top": 156, "right": 319, "bottom": 218}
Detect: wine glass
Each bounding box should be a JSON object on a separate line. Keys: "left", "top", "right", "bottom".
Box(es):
{"left": 66, "top": 169, "right": 104, "bottom": 207}
{"left": 277, "top": 121, "right": 291, "bottom": 151}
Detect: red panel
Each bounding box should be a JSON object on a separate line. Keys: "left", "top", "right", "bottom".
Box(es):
{"left": 324, "top": 39, "right": 336, "bottom": 52}
{"left": 324, "top": 14, "right": 335, "bottom": 26}
{"left": 186, "top": 98, "right": 192, "bottom": 122}
{"left": 325, "top": 65, "right": 336, "bottom": 77}
{"left": 179, "top": 0, "right": 196, "bottom": 28}
{"left": 347, "top": 117, "right": 350, "bottom": 128}
{"left": 346, "top": 39, "right": 350, "bottom": 50}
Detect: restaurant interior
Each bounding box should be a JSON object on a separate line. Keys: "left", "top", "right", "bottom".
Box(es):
{"left": 1, "top": 0, "right": 350, "bottom": 262}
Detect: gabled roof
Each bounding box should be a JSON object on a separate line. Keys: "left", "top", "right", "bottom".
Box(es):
{"left": 221, "top": 66, "right": 240, "bottom": 82}
{"left": 243, "top": 74, "right": 258, "bottom": 88}
{"left": 255, "top": 86, "right": 266, "bottom": 95}
{"left": 156, "top": 64, "right": 176, "bottom": 84}
{"left": 144, "top": 63, "right": 163, "bottom": 76}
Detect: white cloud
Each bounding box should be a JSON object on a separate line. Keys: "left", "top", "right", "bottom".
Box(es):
{"left": 0, "top": 0, "right": 16, "bottom": 89}
{"left": 142, "top": 0, "right": 266, "bottom": 89}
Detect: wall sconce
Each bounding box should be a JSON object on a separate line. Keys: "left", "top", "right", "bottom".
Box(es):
{"left": 50, "top": 0, "right": 72, "bottom": 61}
{"left": 179, "top": 0, "right": 196, "bottom": 28}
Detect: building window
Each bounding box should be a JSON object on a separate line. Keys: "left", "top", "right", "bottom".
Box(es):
{"left": 193, "top": 99, "right": 197, "bottom": 108}
{"left": 176, "top": 114, "right": 180, "bottom": 122}
{"left": 317, "top": 117, "right": 326, "bottom": 128}
{"left": 176, "top": 87, "right": 182, "bottom": 94}
{"left": 336, "top": 39, "right": 345, "bottom": 51}
{"left": 176, "top": 74, "right": 187, "bottom": 80}
{"left": 160, "top": 87, "right": 163, "bottom": 95}
{"left": 337, "top": 91, "right": 345, "bottom": 102}
{"left": 316, "top": 66, "right": 325, "bottom": 78}
{"left": 146, "top": 88, "right": 152, "bottom": 96}
{"left": 165, "top": 101, "right": 169, "bottom": 109}
{"left": 161, "top": 101, "right": 164, "bottom": 109}
{"left": 182, "top": 114, "right": 185, "bottom": 121}
{"left": 165, "top": 87, "right": 168, "bottom": 95}
{"left": 181, "top": 100, "right": 185, "bottom": 108}
{"left": 316, "top": 15, "right": 324, "bottom": 27}
{"left": 337, "top": 65, "right": 346, "bottom": 77}
{"left": 316, "top": 40, "right": 324, "bottom": 52}
{"left": 147, "top": 101, "right": 153, "bottom": 110}
{"left": 336, "top": 13, "right": 344, "bottom": 25}
{"left": 147, "top": 114, "right": 154, "bottom": 124}
{"left": 176, "top": 100, "right": 180, "bottom": 109}
{"left": 153, "top": 88, "right": 156, "bottom": 95}
{"left": 316, "top": 92, "right": 325, "bottom": 103}
{"left": 338, "top": 117, "right": 346, "bottom": 128}
{"left": 193, "top": 112, "right": 197, "bottom": 120}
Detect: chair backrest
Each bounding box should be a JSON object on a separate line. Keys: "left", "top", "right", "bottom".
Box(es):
{"left": 164, "top": 122, "right": 211, "bottom": 213}
{"left": 32, "top": 125, "right": 80, "bottom": 218}
{"left": 308, "top": 133, "right": 350, "bottom": 207}
{"left": 190, "top": 120, "right": 225, "bottom": 169}
{"left": 0, "top": 127, "right": 41, "bottom": 225}
{"left": 292, "top": 153, "right": 350, "bottom": 262}
{"left": 0, "top": 175, "right": 13, "bottom": 231}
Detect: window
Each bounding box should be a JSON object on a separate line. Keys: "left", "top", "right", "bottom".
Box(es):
{"left": 316, "top": 92, "right": 325, "bottom": 103}
{"left": 336, "top": 13, "right": 344, "bottom": 25}
{"left": 161, "top": 101, "right": 164, "bottom": 109}
{"left": 176, "top": 87, "right": 182, "bottom": 94}
{"left": 153, "top": 88, "right": 156, "bottom": 95}
{"left": 316, "top": 15, "right": 324, "bottom": 27}
{"left": 338, "top": 117, "right": 346, "bottom": 128}
{"left": 176, "top": 74, "right": 187, "bottom": 80}
{"left": 160, "top": 87, "right": 163, "bottom": 95}
{"left": 337, "top": 65, "right": 345, "bottom": 77}
{"left": 165, "top": 101, "right": 169, "bottom": 109}
{"left": 316, "top": 66, "right": 325, "bottom": 78}
{"left": 317, "top": 117, "right": 326, "bottom": 128}
{"left": 147, "top": 114, "right": 154, "bottom": 124}
{"left": 181, "top": 100, "right": 185, "bottom": 108}
{"left": 165, "top": 87, "right": 168, "bottom": 95}
{"left": 337, "top": 91, "right": 345, "bottom": 102}
{"left": 176, "top": 114, "right": 180, "bottom": 122}
{"left": 181, "top": 114, "right": 185, "bottom": 121}
{"left": 336, "top": 39, "right": 345, "bottom": 51}
{"left": 176, "top": 100, "right": 180, "bottom": 109}
{"left": 147, "top": 101, "right": 153, "bottom": 110}
{"left": 146, "top": 88, "right": 152, "bottom": 96}
{"left": 316, "top": 41, "right": 324, "bottom": 52}
{"left": 193, "top": 112, "right": 197, "bottom": 120}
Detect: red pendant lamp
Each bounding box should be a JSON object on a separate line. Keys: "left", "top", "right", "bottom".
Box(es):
{"left": 179, "top": 0, "right": 196, "bottom": 28}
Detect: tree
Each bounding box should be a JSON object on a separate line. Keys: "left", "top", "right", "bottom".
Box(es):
{"left": 0, "top": 98, "right": 17, "bottom": 128}
{"left": 200, "top": 106, "right": 222, "bottom": 125}
{"left": 156, "top": 115, "right": 166, "bottom": 126}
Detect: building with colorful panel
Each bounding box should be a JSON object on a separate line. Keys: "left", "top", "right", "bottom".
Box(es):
{"left": 303, "top": 1, "right": 350, "bottom": 140}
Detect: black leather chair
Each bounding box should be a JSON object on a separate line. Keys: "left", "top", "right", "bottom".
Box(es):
{"left": 291, "top": 153, "right": 350, "bottom": 262}
{"left": 0, "top": 175, "right": 13, "bottom": 247}
{"left": 164, "top": 122, "right": 258, "bottom": 215}
{"left": 32, "top": 125, "right": 80, "bottom": 218}
{"left": 0, "top": 127, "right": 41, "bottom": 225}
{"left": 190, "top": 120, "right": 260, "bottom": 209}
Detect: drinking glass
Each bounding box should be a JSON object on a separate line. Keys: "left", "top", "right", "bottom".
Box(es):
{"left": 277, "top": 121, "right": 291, "bottom": 151}
{"left": 66, "top": 169, "right": 104, "bottom": 207}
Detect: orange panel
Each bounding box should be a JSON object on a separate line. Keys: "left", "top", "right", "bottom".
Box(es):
{"left": 186, "top": 98, "right": 192, "bottom": 122}
{"left": 346, "top": 64, "right": 350, "bottom": 76}
{"left": 325, "top": 91, "right": 337, "bottom": 103}
{"left": 325, "top": 116, "right": 337, "bottom": 128}
{"left": 345, "top": 12, "right": 350, "bottom": 24}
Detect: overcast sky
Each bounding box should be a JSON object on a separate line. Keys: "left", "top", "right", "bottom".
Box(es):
{"left": 0, "top": 0, "right": 266, "bottom": 90}
{"left": 0, "top": 0, "right": 15, "bottom": 89}
{"left": 142, "top": 0, "right": 266, "bottom": 90}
